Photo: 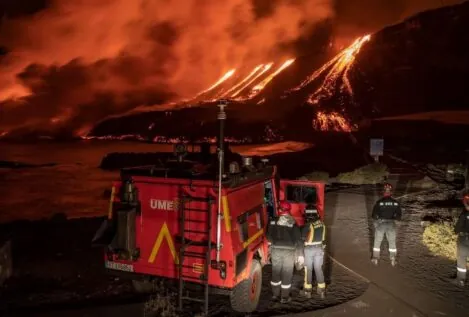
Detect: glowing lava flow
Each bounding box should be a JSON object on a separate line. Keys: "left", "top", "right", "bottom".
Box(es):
{"left": 291, "top": 35, "right": 370, "bottom": 103}
{"left": 219, "top": 64, "right": 263, "bottom": 98}
{"left": 230, "top": 63, "right": 273, "bottom": 98}
{"left": 78, "top": 35, "right": 370, "bottom": 139}
{"left": 195, "top": 69, "right": 236, "bottom": 97}
{"left": 314, "top": 111, "right": 352, "bottom": 132}
{"left": 287, "top": 35, "right": 371, "bottom": 132}
{"left": 249, "top": 59, "right": 295, "bottom": 98}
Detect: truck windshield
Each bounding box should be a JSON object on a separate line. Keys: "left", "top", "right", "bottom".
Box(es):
{"left": 285, "top": 185, "right": 317, "bottom": 204}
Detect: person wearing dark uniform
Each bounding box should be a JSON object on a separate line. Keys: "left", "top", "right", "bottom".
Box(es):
{"left": 300, "top": 204, "right": 326, "bottom": 299}
{"left": 454, "top": 193, "right": 469, "bottom": 286}
{"left": 371, "top": 183, "right": 402, "bottom": 266}
{"left": 266, "top": 201, "right": 301, "bottom": 303}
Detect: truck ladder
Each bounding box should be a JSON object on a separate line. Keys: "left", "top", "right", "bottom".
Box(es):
{"left": 178, "top": 194, "right": 213, "bottom": 316}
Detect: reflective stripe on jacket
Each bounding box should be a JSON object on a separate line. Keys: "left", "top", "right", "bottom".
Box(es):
{"left": 302, "top": 220, "right": 326, "bottom": 246}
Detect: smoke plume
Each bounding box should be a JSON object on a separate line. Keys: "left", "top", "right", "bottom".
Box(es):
{"left": 0, "top": 0, "right": 333, "bottom": 135}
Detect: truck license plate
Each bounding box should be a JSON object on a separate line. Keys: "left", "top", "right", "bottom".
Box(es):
{"left": 105, "top": 261, "right": 134, "bottom": 272}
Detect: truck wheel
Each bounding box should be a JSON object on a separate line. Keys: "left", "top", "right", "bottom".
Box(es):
{"left": 132, "top": 279, "right": 155, "bottom": 293}
{"left": 230, "top": 259, "right": 262, "bottom": 313}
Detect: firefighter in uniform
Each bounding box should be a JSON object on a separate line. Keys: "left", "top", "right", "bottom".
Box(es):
{"left": 371, "top": 183, "right": 402, "bottom": 266}
{"left": 454, "top": 193, "right": 469, "bottom": 286}
{"left": 266, "top": 201, "right": 301, "bottom": 303}
{"left": 300, "top": 204, "right": 326, "bottom": 299}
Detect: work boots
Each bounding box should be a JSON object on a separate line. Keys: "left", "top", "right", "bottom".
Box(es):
{"left": 317, "top": 287, "right": 326, "bottom": 299}
{"left": 300, "top": 289, "right": 312, "bottom": 299}
{"left": 450, "top": 279, "right": 465, "bottom": 287}
{"left": 372, "top": 257, "right": 396, "bottom": 267}
{"left": 273, "top": 295, "right": 292, "bottom": 303}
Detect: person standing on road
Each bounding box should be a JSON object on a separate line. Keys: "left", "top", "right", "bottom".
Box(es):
{"left": 453, "top": 193, "right": 469, "bottom": 287}
{"left": 266, "top": 201, "right": 301, "bottom": 303}
{"left": 371, "top": 183, "right": 402, "bottom": 267}
{"left": 300, "top": 204, "right": 326, "bottom": 299}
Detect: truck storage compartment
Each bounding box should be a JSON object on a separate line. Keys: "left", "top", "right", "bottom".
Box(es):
{"left": 112, "top": 208, "right": 138, "bottom": 260}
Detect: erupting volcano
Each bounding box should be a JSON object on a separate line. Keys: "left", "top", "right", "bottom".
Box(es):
{"left": 0, "top": 29, "right": 369, "bottom": 141}
{"left": 155, "top": 34, "right": 371, "bottom": 134}
{"left": 96, "top": 34, "right": 371, "bottom": 138}
{"left": 83, "top": 33, "right": 372, "bottom": 143}
{"left": 1, "top": 0, "right": 467, "bottom": 142}
{"left": 185, "top": 33, "right": 371, "bottom": 111}
{"left": 141, "top": 33, "right": 370, "bottom": 112}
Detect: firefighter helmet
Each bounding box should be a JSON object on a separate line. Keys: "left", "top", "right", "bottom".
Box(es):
{"left": 305, "top": 203, "right": 320, "bottom": 221}
{"left": 383, "top": 182, "right": 393, "bottom": 192}
{"left": 278, "top": 201, "right": 292, "bottom": 216}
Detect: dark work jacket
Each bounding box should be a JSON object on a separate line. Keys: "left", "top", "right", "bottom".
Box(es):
{"left": 455, "top": 209, "right": 469, "bottom": 234}
{"left": 372, "top": 196, "right": 402, "bottom": 221}
{"left": 266, "top": 215, "right": 301, "bottom": 250}
{"left": 301, "top": 220, "right": 326, "bottom": 246}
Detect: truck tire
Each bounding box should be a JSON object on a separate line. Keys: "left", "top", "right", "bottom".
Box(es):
{"left": 132, "top": 279, "right": 155, "bottom": 293}
{"left": 230, "top": 259, "right": 262, "bottom": 313}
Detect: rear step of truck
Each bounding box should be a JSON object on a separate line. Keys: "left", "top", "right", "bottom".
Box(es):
{"left": 178, "top": 194, "right": 214, "bottom": 316}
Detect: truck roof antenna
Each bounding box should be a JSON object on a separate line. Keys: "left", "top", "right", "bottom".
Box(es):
{"left": 216, "top": 99, "right": 228, "bottom": 263}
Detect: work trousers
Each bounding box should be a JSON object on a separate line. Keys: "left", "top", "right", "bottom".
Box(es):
{"left": 372, "top": 220, "right": 397, "bottom": 259}
{"left": 271, "top": 247, "right": 295, "bottom": 299}
{"left": 457, "top": 235, "right": 469, "bottom": 281}
{"left": 303, "top": 245, "right": 325, "bottom": 290}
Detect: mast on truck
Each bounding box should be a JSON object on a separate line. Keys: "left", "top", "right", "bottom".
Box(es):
{"left": 216, "top": 100, "right": 227, "bottom": 263}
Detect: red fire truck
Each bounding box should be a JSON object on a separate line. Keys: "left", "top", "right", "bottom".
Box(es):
{"left": 92, "top": 102, "right": 325, "bottom": 314}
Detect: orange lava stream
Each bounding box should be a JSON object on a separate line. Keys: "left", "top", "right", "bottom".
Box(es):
{"left": 248, "top": 59, "right": 295, "bottom": 98}
{"left": 290, "top": 54, "right": 342, "bottom": 92}
{"left": 230, "top": 63, "right": 273, "bottom": 99}
{"left": 219, "top": 64, "right": 263, "bottom": 98}
{"left": 287, "top": 35, "right": 371, "bottom": 132}
{"left": 314, "top": 111, "right": 352, "bottom": 132}
{"left": 195, "top": 69, "right": 236, "bottom": 97}
{"left": 289, "top": 35, "right": 370, "bottom": 102}
{"left": 307, "top": 35, "right": 370, "bottom": 104}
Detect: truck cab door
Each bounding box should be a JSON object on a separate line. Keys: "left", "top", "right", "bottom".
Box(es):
{"left": 279, "top": 180, "right": 325, "bottom": 226}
